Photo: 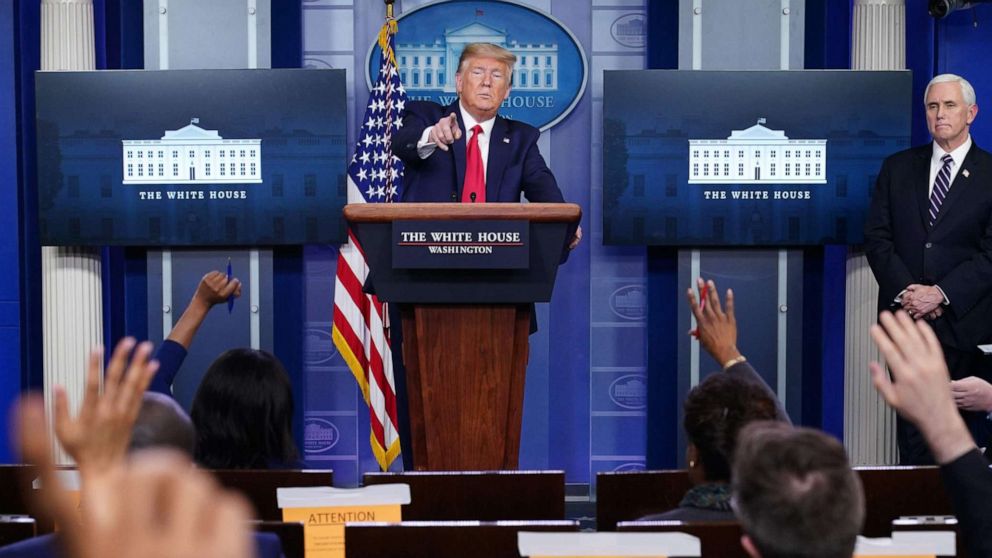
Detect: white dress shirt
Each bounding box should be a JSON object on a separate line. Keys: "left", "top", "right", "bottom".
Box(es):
{"left": 929, "top": 135, "right": 972, "bottom": 196}
{"left": 416, "top": 102, "right": 497, "bottom": 180}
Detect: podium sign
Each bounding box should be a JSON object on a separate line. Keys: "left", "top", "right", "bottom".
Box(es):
{"left": 393, "top": 220, "right": 529, "bottom": 269}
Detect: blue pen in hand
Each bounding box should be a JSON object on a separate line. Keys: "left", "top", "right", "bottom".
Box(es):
{"left": 227, "top": 258, "right": 235, "bottom": 313}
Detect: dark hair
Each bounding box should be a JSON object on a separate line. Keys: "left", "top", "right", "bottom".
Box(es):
{"left": 129, "top": 392, "right": 195, "bottom": 457}
{"left": 732, "top": 422, "right": 864, "bottom": 558}
{"left": 683, "top": 373, "right": 778, "bottom": 482}
{"left": 191, "top": 348, "right": 299, "bottom": 469}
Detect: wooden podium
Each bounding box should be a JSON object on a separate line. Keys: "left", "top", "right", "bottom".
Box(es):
{"left": 344, "top": 203, "right": 580, "bottom": 470}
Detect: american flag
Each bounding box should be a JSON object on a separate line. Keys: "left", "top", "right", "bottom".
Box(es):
{"left": 331, "top": 17, "right": 405, "bottom": 471}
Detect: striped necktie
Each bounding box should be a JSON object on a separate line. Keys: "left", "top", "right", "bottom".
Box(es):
{"left": 929, "top": 153, "right": 954, "bottom": 227}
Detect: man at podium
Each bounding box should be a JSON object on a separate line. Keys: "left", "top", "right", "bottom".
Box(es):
{"left": 392, "top": 42, "right": 581, "bottom": 249}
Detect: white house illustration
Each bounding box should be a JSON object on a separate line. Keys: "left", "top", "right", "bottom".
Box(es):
{"left": 396, "top": 21, "right": 558, "bottom": 93}
{"left": 688, "top": 118, "right": 827, "bottom": 184}
{"left": 613, "top": 378, "right": 646, "bottom": 401}
{"left": 122, "top": 119, "right": 262, "bottom": 185}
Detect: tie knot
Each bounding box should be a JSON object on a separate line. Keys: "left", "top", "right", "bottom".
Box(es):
{"left": 941, "top": 154, "right": 953, "bottom": 166}
{"left": 472, "top": 124, "right": 483, "bottom": 136}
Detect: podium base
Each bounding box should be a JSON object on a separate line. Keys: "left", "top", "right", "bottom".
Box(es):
{"left": 401, "top": 304, "right": 531, "bottom": 470}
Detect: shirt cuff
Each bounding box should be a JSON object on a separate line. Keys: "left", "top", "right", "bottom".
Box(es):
{"left": 416, "top": 126, "right": 437, "bottom": 159}
{"left": 935, "top": 285, "right": 950, "bottom": 305}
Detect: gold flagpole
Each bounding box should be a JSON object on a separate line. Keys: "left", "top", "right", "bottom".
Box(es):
{"left": 384, "top": 0, "right": 394, "bottom": 19}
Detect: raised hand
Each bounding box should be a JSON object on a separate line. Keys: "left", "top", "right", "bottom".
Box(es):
{"left": 167, "top": 270, "right": 240, "bottom": 349}
{"left": 687, "top": 278, "right": 741, "bottom": 366}
{"left": 54, "top": 338, "right": 158, "bottom": 475}
{"left": 17, "top": 395, "right": 255, "bottom": 558}
{"left": 868, "top": 310, "right": 973, "bottom": 464}
{"left": 193, "top": 270, "right": 241, "bottom": 308}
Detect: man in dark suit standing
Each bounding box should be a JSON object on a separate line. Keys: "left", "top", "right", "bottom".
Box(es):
{"left": 392, "top": 42, "right": 581, "bottom": 247}
{"left": 388, "top": 44, "right": 580, "bottom": 468}
{"left": 865, "top": 73, "right": 992, "bottom": 464}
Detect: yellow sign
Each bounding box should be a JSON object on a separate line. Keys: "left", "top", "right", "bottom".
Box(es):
{"left": 281, "top": 504, "right": 402, "bottom": 558}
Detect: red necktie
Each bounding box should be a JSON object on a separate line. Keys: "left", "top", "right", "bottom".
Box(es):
{"left": 462, "top": 124, "right": 485, "bottom": 203}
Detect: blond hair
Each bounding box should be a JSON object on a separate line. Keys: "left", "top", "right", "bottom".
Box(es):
{"left": 456, "top": 43, "right": 516, "bottom": 75}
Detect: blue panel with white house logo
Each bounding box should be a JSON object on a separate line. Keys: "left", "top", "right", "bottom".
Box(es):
{"left": 603, "top": 70, "right": 912, "bottom": 245}
{"left": 591, "top": 372, "right": 648, "bottom": 413}
{"left": 35, "top": 69, "right": 348, "bottom": 246}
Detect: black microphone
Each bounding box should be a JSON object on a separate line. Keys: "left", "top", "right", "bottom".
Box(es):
{"left": 470, "top": 192, "right": 477, "bottom": 203}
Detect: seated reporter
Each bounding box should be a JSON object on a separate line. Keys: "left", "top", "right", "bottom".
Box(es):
{"left": 1, "top": 339, "right": 281, "bottom": 558}
{"left": 148, "top": 271, "right": 302, "bottom": 469}
{"left": 3, "top": 339, "right": 263, "bottom": 558}
{"left": 640, "top": 279, "right": 788, "bottom": 520}
{"left": 149, "top": 270, "right": 241, "bottom": 395}
{"left": 191, "top": 348, "right": 302, "bottom": 469}
{"left": 641, "top": 373, "right": 779, "bottom": 521}
{"left": 732, "top": 422, "right": 864, "bottom": 558}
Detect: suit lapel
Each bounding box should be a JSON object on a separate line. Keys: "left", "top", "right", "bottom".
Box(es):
{"left": 486, "top": 116, "right": 510, "bottom": 201}
{"left": 932, "top": 142, "right": 980, "bottom": 230}
{"left": 451, "top": 103, "right": 467, "bottom": 200}
{"left": 915, "top": 146, "right": 932, "bottom": 228}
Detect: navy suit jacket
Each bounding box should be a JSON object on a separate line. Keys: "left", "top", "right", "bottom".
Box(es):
{"left": 0, "top": 532, "right": 285, "bottom": 558}
{"left": 864, "top": 142, "right": 992, "bottom": 351}
{"left": 392, "top": 101, "right": 564, "bottom": 203}
{"left": 940, "top": 449, "right": 992, "bottom": 558}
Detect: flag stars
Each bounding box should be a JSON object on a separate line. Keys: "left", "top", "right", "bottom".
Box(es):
{"left": 345, "top": 32, "right": 405, "bottom": 204}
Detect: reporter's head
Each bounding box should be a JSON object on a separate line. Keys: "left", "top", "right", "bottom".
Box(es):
{"left": 191, "top": 348, "right": 298, "bottom": 469}
{"left": 732, "top": 422, "right": 864, "bottom": 558}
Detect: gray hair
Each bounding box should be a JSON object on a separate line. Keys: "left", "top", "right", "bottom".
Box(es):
{"left": 925, "top": 74, "right": 977, "bottom": 106}
{"left": 732, "top": 422, "right": 864, "bottom": 558}
{"left": 129, "top": 392, "right": 195, "bottom": 457}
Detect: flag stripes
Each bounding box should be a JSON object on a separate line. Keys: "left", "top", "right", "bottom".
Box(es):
{"left": 330, "top": 17, "right": 406, "bottom": 470}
